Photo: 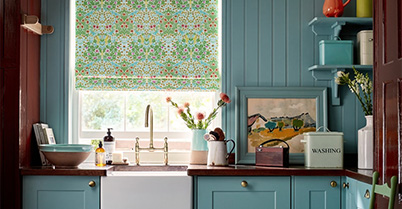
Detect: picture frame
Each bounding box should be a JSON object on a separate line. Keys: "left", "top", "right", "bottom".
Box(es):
{"left": 235, "top": 86, "right": 328, "bottom": 164}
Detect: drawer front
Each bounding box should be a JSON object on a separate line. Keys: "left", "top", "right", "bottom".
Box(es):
{"left": 197, "top": 176, "right": 291, "bottom": 209}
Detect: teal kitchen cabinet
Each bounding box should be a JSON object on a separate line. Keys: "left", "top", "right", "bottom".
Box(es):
{"left": 195, "top": 176, "right": 291, "bottom": 209}
{"left": 356, "top": 179, "right": 371, "bottom": 209}
{"left": 293, "top": 176, "right": 341, "bottom": 209}
{"left": 342, "top": 177, "right": 371, "bottom": 209}
{"left": 343, "top": 177, "right": 358, "bottom": 209}
{"left": 23, "top": 176, "right": 100, "bottom": 209}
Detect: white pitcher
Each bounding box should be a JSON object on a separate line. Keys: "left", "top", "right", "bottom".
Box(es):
{"left": 207, "top": 140, "right": 235, "bottom": 166}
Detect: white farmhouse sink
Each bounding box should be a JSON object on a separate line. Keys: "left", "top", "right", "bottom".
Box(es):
{"left": 101, "top": 168, "right": 192, "bottom": 209}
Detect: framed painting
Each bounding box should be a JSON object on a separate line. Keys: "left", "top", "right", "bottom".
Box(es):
{"left": 235, "top": 87, "right": 328, "bottom": 164}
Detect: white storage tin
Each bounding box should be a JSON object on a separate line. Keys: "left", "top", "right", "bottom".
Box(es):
{"left": 301, "top": 132, "right": 344, "bottom": 168}
{"left": 357, "top": 30, "right": 373, "bottom": 65}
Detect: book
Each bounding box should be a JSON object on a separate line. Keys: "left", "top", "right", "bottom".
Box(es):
{"left": 33, "top": 123, "right": 51, "bottom": 166}
{"left": 43, "top": 128, "right": 56, "bottom": 144}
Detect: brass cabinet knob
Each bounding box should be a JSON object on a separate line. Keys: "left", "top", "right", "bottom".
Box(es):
{"left": 241, "top": 181, "right": 248, "bottom": 187}
{"left": 89, "top": 180, "right": 96, "bottom": 188}
{"left": 342, "top": 182, "right": 349, "bottom": 189}
{"left": 330, "top": 181, "right": 337, "bottom": 187}
{"left": 364, "top": 189, "right": 370, "bottom": 199}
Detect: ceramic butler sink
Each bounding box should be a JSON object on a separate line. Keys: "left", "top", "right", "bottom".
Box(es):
{"left": 39, "top": 144, "right": 92, "bottom": 167}
{"left": 102, "top": 167, "right": 191, "bottom": 209}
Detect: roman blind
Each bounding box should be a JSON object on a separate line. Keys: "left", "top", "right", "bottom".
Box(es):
{"left": 75, "top": 0, "right": 219, "bottom": 91}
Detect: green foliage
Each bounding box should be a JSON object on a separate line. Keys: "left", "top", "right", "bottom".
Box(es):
{"left": 252, "top": 127, "right": 266, "bottom": 133}
{"left": 277, "top": 121, "right": 284, "bottom": 131}
{"left": 292, "top": 119, "right": 304, "bottom": 131}
{"left": 264, "top": 121, "right": 277, "bottom": 132}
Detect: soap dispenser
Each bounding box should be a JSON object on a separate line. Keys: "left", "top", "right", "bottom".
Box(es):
{"left": 103, "top": 128, "right": 115, "bottom": 165}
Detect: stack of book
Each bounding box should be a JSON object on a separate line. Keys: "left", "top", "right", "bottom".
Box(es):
{"left": 33, "top": 123, "right": 56, "bottom": 166}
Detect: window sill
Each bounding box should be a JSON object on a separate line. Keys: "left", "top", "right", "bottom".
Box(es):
{"left": 85, "top": 150, "right": 190, "bottom": 165}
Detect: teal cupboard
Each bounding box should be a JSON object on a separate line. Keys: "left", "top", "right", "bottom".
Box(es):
{"left": 195, "top": 176, "right": 291, "bottom": 209}
{"left": 23, "top": 176, "right": 100, "bottom": 209}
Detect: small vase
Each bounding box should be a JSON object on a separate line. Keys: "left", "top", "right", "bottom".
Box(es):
{"left": 358, "top": 115, "right": 373, "bottom": 169}
{"left": 189, "top": 129, "right": 208, "bottom": 165}
{"left": 356, "top": 0, "right": 372, "bottom": 17}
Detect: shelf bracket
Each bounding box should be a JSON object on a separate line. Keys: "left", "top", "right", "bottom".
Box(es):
{"left": 21, "top": 15, "right": 54, "bottom": 35}
{"left": 331, "top": 21, "right": 346, "bottom": 39}
{"left": 310, "top": 67, "right": 345, "bottom": 106}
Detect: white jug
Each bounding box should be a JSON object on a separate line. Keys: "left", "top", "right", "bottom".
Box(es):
{"left": 207, "top": 140, "right": 235, "bottom": 166}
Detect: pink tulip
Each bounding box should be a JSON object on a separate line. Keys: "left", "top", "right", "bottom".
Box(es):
{"left": 196, "top": 112, "right": 205, "bottom": 120}
{"left": 184, "top": 102, "right": 190, "bottom": 108}
{"left": 178, "top": 107, "right": 184, "bottom": 114}
{"left": 166, "top": 97, "right": 171, "bottom": 102}
{"left": 220, "top": 93, "right": 231, "bottom": 103}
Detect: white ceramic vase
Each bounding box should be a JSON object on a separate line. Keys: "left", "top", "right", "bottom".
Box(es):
{"left": 358, "top": 115, "right": 373, "bottom": 169}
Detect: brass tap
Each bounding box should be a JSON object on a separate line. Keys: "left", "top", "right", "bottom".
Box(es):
{"left": 134, "top": 105, "right": 169, "bottom": 165}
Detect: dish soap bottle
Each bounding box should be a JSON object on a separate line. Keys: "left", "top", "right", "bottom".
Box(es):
{"left": 95, "top": 141, "right": 106, "bottom": 167}
{"left": 104, "top": 128, "right": 115, "bottom": 165}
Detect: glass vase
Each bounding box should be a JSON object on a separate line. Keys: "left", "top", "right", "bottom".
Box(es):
{"left": 189, "top": 129, "right": 208, "bottom": 165}
{"left": 358, "top": 115, "right": 373, "bottom": 169}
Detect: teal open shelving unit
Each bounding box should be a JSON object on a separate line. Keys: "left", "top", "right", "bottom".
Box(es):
{"left": 308, "top": 17, "right": 373, "bottom": 105}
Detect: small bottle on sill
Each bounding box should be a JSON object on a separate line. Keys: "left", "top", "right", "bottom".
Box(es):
{"left": 95, "top": 141, "right": 106, "bottom": 167}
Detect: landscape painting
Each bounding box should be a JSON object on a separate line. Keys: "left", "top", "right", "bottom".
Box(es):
{"left": 247, "top": 98, "right": 317, "bottom": 153}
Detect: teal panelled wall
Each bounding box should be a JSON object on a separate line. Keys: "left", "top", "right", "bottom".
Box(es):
{"left": 221, "top": 0, "right": 367, "bottom": 154}
{"left": 41, "top": 0, "right": 368, "bottom": 154}
{"left": 40, "top": 0, "right": 70, "bottom": 143}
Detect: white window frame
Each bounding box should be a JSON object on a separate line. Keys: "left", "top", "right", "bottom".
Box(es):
{"left": 68, "top": 0, "right": 223, "bottom": 164}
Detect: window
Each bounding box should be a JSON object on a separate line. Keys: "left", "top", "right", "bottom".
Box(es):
{"left": 70, "top": 0, "right": 222, "bottom": 163}
{"left": 76, "top": 91, "right": 218, "bottom": 151}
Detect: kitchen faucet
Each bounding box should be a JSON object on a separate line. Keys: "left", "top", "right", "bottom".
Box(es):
{"left": 134, "top": 104, "right": 168, "bottom": 165}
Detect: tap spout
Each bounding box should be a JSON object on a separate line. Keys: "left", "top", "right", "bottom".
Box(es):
{"left": 145, "top": 104, "right": 154, "bottom": 149}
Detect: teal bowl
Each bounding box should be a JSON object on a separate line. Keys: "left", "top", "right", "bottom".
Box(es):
{"left": 39, "top": 144, "right": 92, "bottom": 167}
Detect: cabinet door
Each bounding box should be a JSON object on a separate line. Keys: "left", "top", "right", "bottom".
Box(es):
{"left": 293, "top": 176, "right": 341, "bottom": 209}
{"left": 196, "top": 176, "right": 291, "bottom": 209}
{"left": 356, "top": 180, "right": 371, "bottom": 209}
{"left": 343, "top": 177, "right": 357, "bottom": 209}
{"left": 23, "top": 176, "right": 100, "bottom": 209}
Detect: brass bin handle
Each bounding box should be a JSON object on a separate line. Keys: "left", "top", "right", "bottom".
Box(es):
{"left": 89, "top": 180, "right": 96, "bottom": 188}
{"left": 343, "top": 182, "right": 349, "bottom": 189}
{"left": 330, "top": 181, "right": 337, "bottom": 187}
{"left": 241, "top": 181, "right": 248, "bottom": 187}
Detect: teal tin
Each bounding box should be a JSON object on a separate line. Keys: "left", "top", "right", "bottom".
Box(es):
{"left": 319, "top": 40, "right": 353, "bottom": 65}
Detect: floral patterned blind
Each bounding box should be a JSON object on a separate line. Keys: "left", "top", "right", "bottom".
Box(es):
{"left": 75, "top": 0, "right": 220, "bottom": 91}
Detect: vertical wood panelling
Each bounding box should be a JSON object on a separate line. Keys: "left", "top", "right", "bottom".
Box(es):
{"left": 300, "top": 0, "right": 315, "bottom": 86}
{"left": 41, "top": 0, "right": 69, "bottom": 143}
{"left": 258, "top": 0, "right": 273, "bottom": 86}
{"left": 287, "top": 0, "right": 301, "bottom": 87}
{"left": 245, "top": 0, "right": 259, "bottom": 86}
{"left": 223, "top": 0, "right": 364, "bottom": 155}
{"left": 272, "top": 0, "right": 286, "bottom": 86}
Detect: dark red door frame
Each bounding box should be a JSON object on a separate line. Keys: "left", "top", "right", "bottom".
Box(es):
{"left": 1, "top": 0, "right": 41, "bottom": 208}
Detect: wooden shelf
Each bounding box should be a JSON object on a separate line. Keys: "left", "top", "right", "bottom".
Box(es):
{"left": 309, "top": 17, "right": 372, "bottom": 40}
{"left": 21, "top": 15, "right": 54, "bottom": 35}
{"left": 309, "top": 65, "right": 372, "bottom": 106}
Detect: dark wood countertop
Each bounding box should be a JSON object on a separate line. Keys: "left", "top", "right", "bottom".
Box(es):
{"left": 20, "top": 164, "right": 113, "bottom": 176}
{"left": 20, "top": 164, "right": 373, "bottom": 184}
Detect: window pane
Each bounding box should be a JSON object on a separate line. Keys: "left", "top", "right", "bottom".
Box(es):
{"left": 126, "top": 92, "right": 168, "bottom": 132}
{"left": 166, "top": 92, "right": 216, "bottom": 132}
{"left": 80, "top": 91, "right": 125, "bottom": 131}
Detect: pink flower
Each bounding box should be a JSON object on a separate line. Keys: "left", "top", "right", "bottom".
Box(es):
{"left": 166, "top": 97, "right": 171, "bottom": 102}
{"left": 178, "top": 107, "right": 184, "bottom": 114}
{"left": 220, "top": 93, "right": 231, "bottom": 103}
{"left": 184, "top": 102, "right": 190, "bottom": 108}
{"left": 196, "top": 112, "right": 205, "bottom": 120}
